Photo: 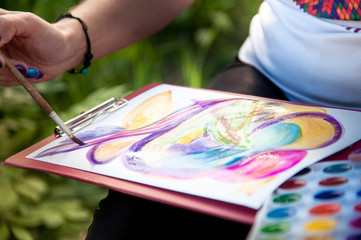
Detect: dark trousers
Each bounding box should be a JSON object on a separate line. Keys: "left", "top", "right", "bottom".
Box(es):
{"left": 85, "top": 60, "right": 287, "bottom": 239}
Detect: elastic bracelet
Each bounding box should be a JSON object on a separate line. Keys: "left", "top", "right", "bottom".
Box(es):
{"left": 55, "top": 12, "right": 93, "bottom": 74}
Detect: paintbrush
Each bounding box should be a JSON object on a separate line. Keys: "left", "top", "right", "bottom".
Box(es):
{"left": 0, "top": 50, "right": 86, "bottom": 145}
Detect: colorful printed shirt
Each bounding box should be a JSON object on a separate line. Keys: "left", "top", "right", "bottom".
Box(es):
{"left": 293, "top": 0, "right": 361, "bottom": 21}
{"left": 238, "top": 0, "right": 361, "bottom": 110}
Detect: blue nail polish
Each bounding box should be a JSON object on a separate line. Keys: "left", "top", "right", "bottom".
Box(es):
{"left": 25, "top": 68, "right": 39, "bottom": 78}
{"left": 15, "top": 65, "right": 27, "bottom": 75}
{"left": 36, "top": 71, "right": 44, "bottom": 79}
{"left": 0, "top": 61, "right": 2, "bottom": 68}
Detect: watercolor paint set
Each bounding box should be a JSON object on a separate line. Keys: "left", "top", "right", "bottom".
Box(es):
{"left": 247, "top": 160, "right": 361, "bottom": 240}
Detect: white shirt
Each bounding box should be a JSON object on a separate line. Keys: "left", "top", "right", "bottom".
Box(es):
{"left": 239, "top": 0, "right": 361, "bottom": 110}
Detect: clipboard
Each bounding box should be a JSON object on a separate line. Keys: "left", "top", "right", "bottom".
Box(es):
{"left": 3, "top": 83, "right": 361, "bottom": 225}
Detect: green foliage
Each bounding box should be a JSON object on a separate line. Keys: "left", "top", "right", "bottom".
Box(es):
{"left": 0, "top": 0, "right": 263, "bottom": 239}
{"left": 0, "top": 165, "right": 107, "bottom": 240}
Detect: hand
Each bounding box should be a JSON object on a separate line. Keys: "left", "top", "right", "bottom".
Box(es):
{"left": 0, "top": 9, "right": 85, "bottom": 86}
{"left": 0, "top": 0, "right": 194, "bottom": 86}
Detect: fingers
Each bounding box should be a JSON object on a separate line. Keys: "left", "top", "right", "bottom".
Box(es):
{"left": 0, "top": 58, "right": 44, "bottom": 86}
{"left": 0, "top": 10, "right": 62, "bottom": 85}
{"left": 15, "top": 65, "right": 43, "bottom": 79}
{"left": 0, "top": 8, "right": 12, "bottom": 15}
{"left": 0, "top": 11, "right": 48, "bottom": 85}
{"left": 0, "top": 11, "right": 46, "bottom": 49}
{"left": 0, "top": 13, "right": 28, "bottom": 47}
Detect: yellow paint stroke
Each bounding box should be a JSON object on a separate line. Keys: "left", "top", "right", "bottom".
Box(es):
{"left": 93, "top": 136, "right": 142, "bottom": 163}
{"left": 121, "top": 90, "right": 173, "bottom": 130}
{"left": 176, "top": 128, "right": 205, "bottom": 144}
{"left": 279, "top": 104, "right": 327, "bottom": 114}
{"left": 235, "top": 176, "right": 277, "bottom": 196}
{"left": 282, "top": 116, "right": 336, "bottom": 149}
{"left": 257, "top": 104, "right": 327, "bottom": 122}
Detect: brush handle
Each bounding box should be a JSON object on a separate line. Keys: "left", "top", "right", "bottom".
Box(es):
{"left": 0, "top": 50, "right": 85, "bottom": 145}
{"left": 0, "top": 51, "right": 53, "bottom": 115}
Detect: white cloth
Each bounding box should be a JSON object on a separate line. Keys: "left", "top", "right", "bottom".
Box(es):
{"left": 239, "top": 0, "right": 361, "bottom": 110}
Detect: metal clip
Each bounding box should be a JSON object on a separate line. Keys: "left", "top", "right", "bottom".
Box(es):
{"left": 54, "top": 97, "right": 128, "bottom": 137}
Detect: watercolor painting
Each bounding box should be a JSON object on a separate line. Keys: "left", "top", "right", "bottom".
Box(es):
{"left": 27, "top": 85, "right": 361, "bottom": 209}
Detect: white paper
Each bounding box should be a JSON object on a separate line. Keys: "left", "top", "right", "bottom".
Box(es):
{"left": 27, "top": 84, "right": 361, "bottom": 209}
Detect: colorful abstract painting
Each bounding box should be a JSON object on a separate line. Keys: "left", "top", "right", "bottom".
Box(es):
{"left": 27, "top": 85, "right": 361, "bottom": 208}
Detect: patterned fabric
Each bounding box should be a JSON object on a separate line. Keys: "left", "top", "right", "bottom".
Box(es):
{"left": 293, "top": 0, "right": 361, "bottom": 20}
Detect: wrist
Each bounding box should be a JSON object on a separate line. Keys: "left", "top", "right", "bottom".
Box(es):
{"left": 52, "top": 17, "right": 89, "bottom": 73}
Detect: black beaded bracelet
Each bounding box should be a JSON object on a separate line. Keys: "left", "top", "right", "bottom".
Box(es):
{"left": 55, "top": 12, "right": 93, "bottom": 74}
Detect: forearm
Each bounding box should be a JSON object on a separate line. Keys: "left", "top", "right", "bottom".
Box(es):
{"left": 56, "top": 0, "right": 194, "bottom": 65}
{"left": 0, "top": 0, "right": 193, "bottom": 85}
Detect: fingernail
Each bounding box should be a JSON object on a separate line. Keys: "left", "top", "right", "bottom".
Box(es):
{"left": 25, "top": 68, "right": 39, "bottom": 78}
{"left": 36, "top": 70, "right": 44, "bottom": 79}
{"left": 15, "top": 65, "right": 27, "bottom": 75}
{"left": 0, "top": 61, "right": 2, "bottom": 68}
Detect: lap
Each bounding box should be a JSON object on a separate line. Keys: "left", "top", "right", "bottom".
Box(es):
{"left": 208, "top": 60, "right": 287, "bottom": 100}
{"left": 86, "top": 190, "right": 251, "bottom": 239}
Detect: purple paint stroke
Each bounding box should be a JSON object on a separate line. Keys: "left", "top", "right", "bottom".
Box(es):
{"left": 86, "top": 99, "right": 233, "bottom": 164}
{"left": 88, "top": 99, "right": 342, "bottom": 174}
{"left": 36, "top": 97, "right": 343, "bottom": 183}
{"left": 36, "top": 99, "right": 231, "bottom": 160}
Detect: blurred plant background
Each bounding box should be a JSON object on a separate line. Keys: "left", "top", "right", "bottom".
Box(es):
{"left": 0, "top": 0, "right": 262, "bottom": 239}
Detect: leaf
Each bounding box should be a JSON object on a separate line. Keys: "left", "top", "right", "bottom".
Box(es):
{"left": 63, "top": 208, "right": 90, "bottom": 222}
{"left": 195, "top": 27, "right": 216, "bottom": 49}
{"left": 0, "top": 222, "right": 10, "bottom": 240}
{"left": 14, "top": 182, "right": 42, "bottom": 203}
{"left": 14, "top": 177, "right": 47, "bottom": 203}
{"left": 58, "top": 200, "right": 91, "bottom": 222}
{"left": 9, "top": 214, "right": 43, "bottom": 228}
{"left": 211, "top": 11, "right": 233, "bottom": 32}
{"left": 10, "top": 225, "right": 33, "bottom": 240}
{"left": 21, "top": 202, "right": 65, "bottom": 229}
{"left": 40, "top": 208, "right": 64, "bottom": 228}
{"left": 49, "top": 185, "right": 76, "bottom": 198}
{"left": 24, "top": 177, "right": 48, "bottom": 194}
{"left": 0, "top": 184, "right": 18, "bottom": 213}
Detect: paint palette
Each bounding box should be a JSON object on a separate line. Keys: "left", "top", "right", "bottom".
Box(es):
{"left": 247, "top": 160, "right": 361, "bottom": 240}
